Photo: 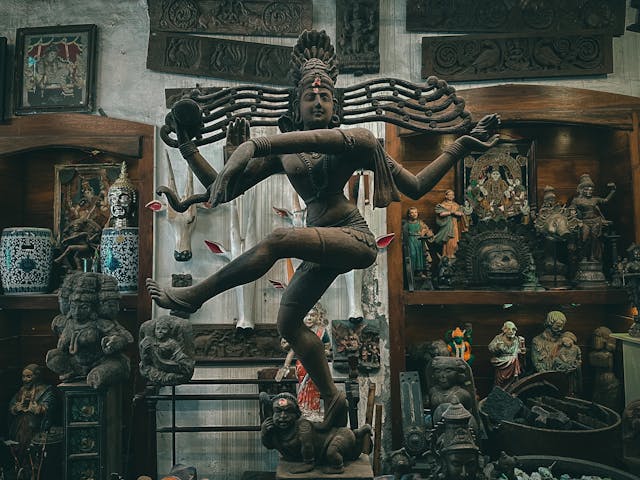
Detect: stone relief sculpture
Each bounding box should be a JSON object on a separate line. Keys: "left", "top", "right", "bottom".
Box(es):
{"left": 260, "top": 392, "right": 371, "bottom": 474}
{"left": 531, "top": 311, "right": 580, "bottom": 386}
{"left": 46, "top": 272, "right": 133, "bottom": 389}
{"left": 139, "top": 314, "right": 195, "bottom": 385}
{"left": 147, "top": 29, "right": 500, "bottom": 436}
{"left": 336, "top": 0, "right": 380, "bottom": 74}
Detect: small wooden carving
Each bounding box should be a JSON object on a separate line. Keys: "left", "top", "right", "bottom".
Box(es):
{"left": 336, "top": 0, "right": 380, "bottom": 75}
{"left": 407, "top": 0, "right": 626, "bottom": 36}
{"left": 422, "top": 33, "right": 613, "bottom": 82}
{"left": 192, "top": 324, "right": 283, "bottom": 361}
{"left": 331, "top": 320, "right": 380, "bottom": 374}
{"left": 148, "top": 0, "right": 312, "bottom": 37}
{"left": 147, "top": 32, "right": 291, "bottom": 85}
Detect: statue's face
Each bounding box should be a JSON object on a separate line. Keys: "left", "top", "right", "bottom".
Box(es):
{"left": 109, "top": 188, "right": 133, "bottom": 219}
{"left": 445, "top": 190, "right": 455, "bottom": 201}
{"left": 22, "top": 368, "right": 35, "bottom": 386}
{"left": 478, "top": 243, "right": 520, "bottom": 284}
{"left": 272, "top": 398, "right": 298, "bottom": 429}
{"left": 561, "top": 336, "right": 574, "bottom": 348}
{"left": 503, "top": 324, "right": 516, "bottom": 339}
{"left": 70, "top": 300, "right": 93, "bottom": 322}
{"left": 434, "top": 364, "right": 457, "bottom": 388}
{"left": 442, "top": 451, "right": 479, "bottom": 480}
{"left": 155, "top": 320, "right": 170, "bottom": 340}
{"left": 490, "top": 170, "right": 501, "bottom": 182}
{"left": 303, "top": 309, "right": 319, "bottom": 328}
{"left": 548, "top": 318, "right": 566, "bottom": 334}
{"left": 299, "top": 86, "right": 334, "bottom": 130}
{"left": 408, "top": 208, "right": 419, "bottom": 220}
{"left": 581, "top": 185, "right": 594, "bottom": 198}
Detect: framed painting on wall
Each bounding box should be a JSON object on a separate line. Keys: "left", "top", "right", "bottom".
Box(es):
{"left": 456, "top": 139, "right": 536, "bottom": 223}
{"left": 14, "top": 24, "right": 97, "bottom": 115}
{"left": 53, "top": 163, "right": 121, "bottom": 244}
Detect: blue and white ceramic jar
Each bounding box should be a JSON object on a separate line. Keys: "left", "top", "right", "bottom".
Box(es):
{"left": 100, "top": 227, "right": 139, "bottom": 293}
{"left": 0, "top": 227, "right": 53, "bottom": 294}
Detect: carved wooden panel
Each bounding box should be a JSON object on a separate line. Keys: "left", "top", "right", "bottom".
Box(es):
{"left": 336, "top": 0, "right": 380, "bottom": 75}
{"left": 147, "top": 32, "right": 291, "bottom": 85}
{"left": 148, "top": 0, "right": 312, "bottom": 37}
{"left": 407, "top": 0, "right": 626, "bottom": 36}
{"left": 422, "top": 33, "right": 613, "bottom": 82}
{"left": 192, "top": 324, "right": 283, "bottom": 361}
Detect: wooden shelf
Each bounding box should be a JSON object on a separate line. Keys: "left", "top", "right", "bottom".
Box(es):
{"left": 403, "top": 289, "right": 629, "bottom": 305}
{"left": 0, "top": 293, "right": 138, "bottom": 311}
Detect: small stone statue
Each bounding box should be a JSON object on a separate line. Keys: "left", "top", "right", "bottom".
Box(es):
{"left": 425, "top": 356, "right": 477, "bottom": 424}
{"left": 622, "top": 399, "right": 640, "bottom": 474}
{"left": 46, "top": 272, "right": 133, "bottom": 388}
{"left": 488, "top": 321, "right": 526, "bottom": 388}
{"left": 589, "top": 326, "right": 621, "bottom": 411}
{"left": 531, "top": 310, "right": 575, "bottom": 373}
{"left": 7, "top": 364, "right": 57, "bottom": 462}
{"left": 139, "top": 315, "right": 195, "bottom": 386}
{"left": 260, "top": 392, "right": 371, "bottom": 474}
{"left": 551, "top": 331, "right": 582, "bottom": 395}
{"left": 107, "top": 162, "right": 138, "bottom": 228}
{"left": 431, "top": 401, "right": 483, "bottom": 480}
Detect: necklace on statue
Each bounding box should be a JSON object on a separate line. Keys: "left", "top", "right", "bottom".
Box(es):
{"left": 298, "top": 152, "right": 329, "bottom": 193}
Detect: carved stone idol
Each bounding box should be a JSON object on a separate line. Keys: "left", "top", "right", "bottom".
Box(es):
{"left": 260, "top": 392, "right": 372, "bottom": 474}
{"left": 8, "top": 364, "right": 58, "bottom": 465}
{"left": 46, "top": 272, "right": 133, "bottom": 389}
{"left": 531, "top": 311, "right": 582, "bottom": 394}
{"left": 139, "top": 315, "right": 195, "bottom": 386}
{"left": 589, "top": 326, "right": 621, "bottom": 411}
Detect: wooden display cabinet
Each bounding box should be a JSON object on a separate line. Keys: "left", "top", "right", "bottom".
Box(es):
{"left": 0, "top": 114, "right": 154, "bottom": 477}
{"left": 385, "top": 84, "right": 640, "bottom": 447}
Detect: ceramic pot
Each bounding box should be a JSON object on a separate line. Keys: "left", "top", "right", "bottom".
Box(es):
{"left": 0, "top": 227, "right": 53, "bottom": 294}
{"left": 100, "top": 227, "right": 139, "bottom": 293}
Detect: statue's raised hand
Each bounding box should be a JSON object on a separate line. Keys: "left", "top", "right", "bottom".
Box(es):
{"left": 458, "top": 113, "right": 501, "bottom": 151}
{"left": 225, "top": 117, "right": 251, "bottom": 150}
{"left": 166, "top": 98, "right": 204, "bottom": 144}
{"left": 209, "top": 140, "right": 256, "bottom": 207}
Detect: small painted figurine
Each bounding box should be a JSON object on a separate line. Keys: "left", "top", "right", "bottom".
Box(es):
{"left": 46, "top": 272, "right": 133, "bottom": 388}
{"left": 446, "top": 327, "right": 473, "bottom": 364}
{"left": 570, "top": 173, "right": 615, "bottom": 262}
{"left": 488, "top": 321, "right": 526, "bottom": 388}
{"left": 8, "top": 364, "right": 57, "bottom": 462}
{"left": 107, "top": 162, "right": 138, "bottom": 228}
{"left": 402, "top": 206, "right": 435, "bottom": 286}
{"left": 260, "top": 392, "right": 371, "bottom": 474}
{"left": 139, "top": 315, "right": 195, "bottom": 386}
{"left": 433, "top": 190, "right": 469, "bottom": 259}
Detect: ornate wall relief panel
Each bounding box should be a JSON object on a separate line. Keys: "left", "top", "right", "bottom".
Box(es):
{"left": 148, "top": 0, "right": 312, "bottom": 36}
{"left": 407, "top": 0, "right": 625, "bottom": 36}
{"left": 147, "top": 32, "right": 291, "bottom": 84}
{"left": 336, "top": 0, "right": 380, "bottom": 75}
{"left": 422, "top": 33, "right": 613, "bottom": 82}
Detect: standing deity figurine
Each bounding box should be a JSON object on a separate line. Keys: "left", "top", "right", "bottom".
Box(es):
{"left": 551, "top": 331, "right": 582, "bottom": 395}
{"left": 433, "top": 190, "right": 469, "bottom": 259}
{"left": 488, "top": 321, "right": 525, "bottom": 388}
{"left": 570, "top": 173, "right": 615, "bottom": 262}
{"left": 146, "top": 29, "right": 500, "bottom": 433}
{"left": 402, "top": 206, "right": 435, "bottom": 289}
{"left": 107, "top": 162, "right": 138, "bottom": 228}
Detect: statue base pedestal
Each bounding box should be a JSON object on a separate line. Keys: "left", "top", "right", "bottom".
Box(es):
{"left": 59, "top": 381, "right": 122, "bottom": 480}
{"left": 573, "top": 259, "right": 608, "bottom": 289}
{"left": 276, "top": 455, "right": 373, "bottom": 480}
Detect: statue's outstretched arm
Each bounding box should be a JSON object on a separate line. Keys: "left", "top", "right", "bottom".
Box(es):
{"left": 390, "top": 114, "right": 500, "bottom": 199}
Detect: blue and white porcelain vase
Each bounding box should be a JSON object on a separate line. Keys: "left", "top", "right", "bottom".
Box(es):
{"left": 100, "top": 227, "right": 139, "bottom": 293}
{"left": 1, "top": 227, "right": 53, "bottom": 294}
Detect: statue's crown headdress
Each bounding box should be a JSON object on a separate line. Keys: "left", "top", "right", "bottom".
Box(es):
{"left": 110, "top": 162, "right": 136, "bottom": 194}
{"left": 290, "top": 30, "right": 338, "bottom": 91}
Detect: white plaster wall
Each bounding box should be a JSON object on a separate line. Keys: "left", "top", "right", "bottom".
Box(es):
{"left": 1, "top": 1, "right": 640, "bottom": 478}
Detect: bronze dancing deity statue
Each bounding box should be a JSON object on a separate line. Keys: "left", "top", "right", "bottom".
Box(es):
{"left": 146, "top": 30, "right": 500, "bottom": 430}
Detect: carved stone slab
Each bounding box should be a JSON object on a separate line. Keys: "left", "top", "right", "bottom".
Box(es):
{"left": 148, "top": 0, "right": 312, "bottom": 37}
{"left": 407, "top": 0, "right": 626, "bottom": 36}
{"left": 336, "top": 0, "right": 380, "bottom": 75}
{"left": 422, "top": 33, "right": 613, "bottom": 82}
{"left": 147, "top": 32, "right": 291, "bottom": 85}
{"left": 192, "top": 323, "right": 283, "bottom": 361}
